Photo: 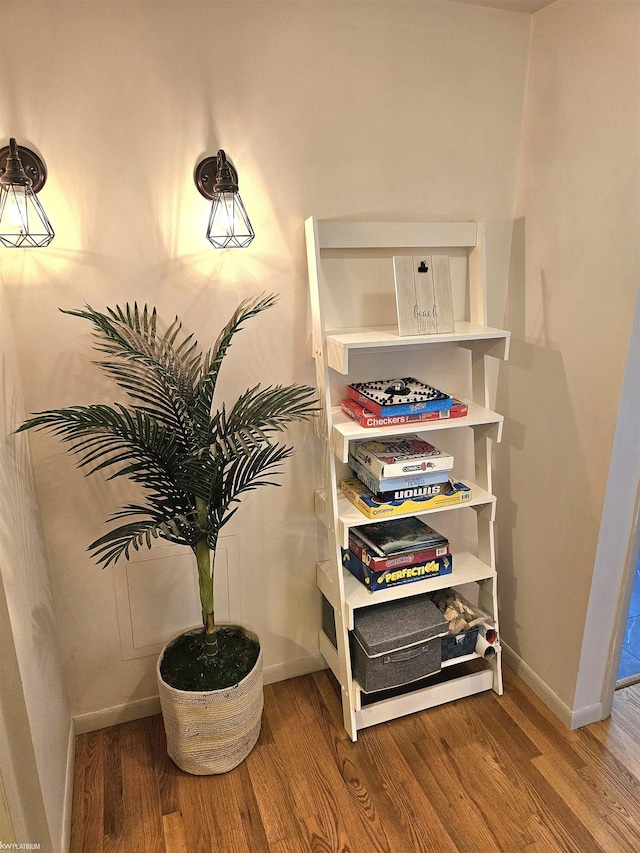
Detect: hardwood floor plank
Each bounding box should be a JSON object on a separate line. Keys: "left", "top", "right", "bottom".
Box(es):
{"left": 360, "top": 723, "right": 459, "bottom": 853}
{"left": 121, "top": 718, "right": 165, "bottom": 852}
{"left": 600, "top": 808, "right": 640, "bottom": 853}
{"left": 589, "top": 684, "right": 640, "bottom": 777}
{"left": 147, "top": 714, "right": 179, "bottom": 818}
{"left": 270, "top": 676, "right": 377, "bottom": 852}
{"left": 307, "top": 675, "right": 427, "bottom": 852}
{"left": 500, "top": 666, "right": 586, "bottom": 771}
{"left": 417, "top": 706, "right": 540, "bottom": 850}
{"left": 532, "top": 753, "right": 640, "bottom": 852}
{"left": 81, "top": 730, "right": 104, "bottom": 853}
{"left": 68, "top": 731, "right": 87, "bottom": 853}
{"left": 175, "top": 770, "right": 216, "bottom": 853}
{"left": 572, "top": 727, "right": 640, "bottom": 825}
{"left": 390, "top": 714, "right": 504, "bottom": 853}
{"left": 326, "top": 736, "right": 396, "bottom": 852}
{"left": 228, "top": 762, "right": 271, "bottom": 853}
{"left": 102, "top": 723, "right": 123, "bottom": 841}
{"left": 310, "top": 670, "right": 351, "bottom": 741}
{"left": 244, "top": 735, "right": 309, "bottom": 849}
{"left": 195, "top": 767, "right": 249, "bottom": 851}
{"left": 468, "top": 694, "right": 607, "bottom": 852}
{"left": 162, "top": 812, "right": 187, "bottom": 853}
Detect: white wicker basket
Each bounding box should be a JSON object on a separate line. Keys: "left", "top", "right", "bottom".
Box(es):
{"left": 157, "top": 624, "right": 263, "bottom": 775}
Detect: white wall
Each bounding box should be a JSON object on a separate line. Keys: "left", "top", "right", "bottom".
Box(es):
{"left": 495, "top": 0, "right": 640, "bottom": 718}
{"left": 0, "top": 0, "right": 531, "bottom": 727}
{"left": 0, "top": 280, "right": 72, "bottom": 852}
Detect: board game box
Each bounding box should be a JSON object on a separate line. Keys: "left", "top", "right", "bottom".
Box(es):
{"left": 347, "top": 378, "right": 452, "bottom": 417}
{"left": 342, "top": 548, "right": 453, "bottom": 592}
{"left": 341, "top": 477, "right": 472, "bottom": 519}
{"left": 349, "top": 515, "right": 449, "bottom": 556}
{"left": 341, "top": 397, "right": 468, "bottom": 429}
{"left": 349, "top": 529, "right": 450, "bottom": 571}
{"left": 351, "top": 434, "right": 454, "bottom": 479}
{"left": 348, "top": 454, "right": 449, "bottom": 497}
{"left": 365, "top": 481, "right": 447, "bottom": 503}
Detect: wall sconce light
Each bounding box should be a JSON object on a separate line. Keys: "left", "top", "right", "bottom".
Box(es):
{"left": 0, "top": 138, "right": 54, "bottom": 248}
{"left": 194, "top": 150, "right": 254, "bottom": 249}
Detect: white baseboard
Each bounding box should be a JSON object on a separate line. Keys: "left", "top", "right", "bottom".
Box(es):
{"left": 72, "top": 655, "right": 327, "bottom": 735}
{"left": 568, "top": 703, "right": 604, "bottom": 729}
{"left": 501, "top": 641, "right": 574, "bottom": 728}
{"left": 263, "top": 653, "right": 326, "bottom": 686}
{"left": 501, "top": 642, "right": 606, "bottom": 730}
{"left": 61, "top": 721, "right": 75, "bottom": 853}
{"left": 73, "top": 696, "right": 162, "bottom": 735}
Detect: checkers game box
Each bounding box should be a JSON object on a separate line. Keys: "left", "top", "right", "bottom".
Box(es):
{"left": 347, "top": 378, "right": 452, "bottom": 417}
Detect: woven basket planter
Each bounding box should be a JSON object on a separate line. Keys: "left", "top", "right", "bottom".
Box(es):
{"left": 157, "top": 625, "right": 263, "bottom": 775}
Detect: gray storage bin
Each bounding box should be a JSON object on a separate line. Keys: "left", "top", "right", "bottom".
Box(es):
{"left": 351, "top": 594, "right": 448, "bottom": 693}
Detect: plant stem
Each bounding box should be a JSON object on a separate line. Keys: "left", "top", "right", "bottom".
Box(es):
{"left": 195, "top": 497, "right": 217, "bottom": 658}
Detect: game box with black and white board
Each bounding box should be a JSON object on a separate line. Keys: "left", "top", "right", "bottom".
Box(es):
{"left": 340, "top": 397, "right": 468, "bottom": 429}
{"left": 347, "top": 378, "right": 452, "bottom": 417}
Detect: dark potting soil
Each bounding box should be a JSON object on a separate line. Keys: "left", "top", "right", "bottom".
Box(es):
{"left": 160, "top": 627, "right": 260, "bottom": 692}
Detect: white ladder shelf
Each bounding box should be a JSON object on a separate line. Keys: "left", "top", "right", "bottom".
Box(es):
{"left": 305, "top": 217, "right": 509, "bottom": 740}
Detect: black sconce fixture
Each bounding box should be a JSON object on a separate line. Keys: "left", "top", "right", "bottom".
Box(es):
{"left": 194, "top": 150, "right": 254, "bottom": 249}
{"left": 0, "top": 138, "right": 54, "bottom": 248}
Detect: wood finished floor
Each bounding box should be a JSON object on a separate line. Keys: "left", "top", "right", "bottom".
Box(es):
{"left": 70, "top": 665, "right": 640, "bottom": 852}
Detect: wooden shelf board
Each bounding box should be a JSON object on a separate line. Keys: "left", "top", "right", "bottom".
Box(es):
{"left": 341, "top": 550, "right": 495, "bottom": 618}
{"left": 354, "top": 667, "right": 494, "bottom": 731}
{"left": 324, "top": 322, "right": 510, "bottom": 373}
{"left": 316, "top": 220, "right": 478, "bottom": 250}
{"left": 336, "top": 481, "right": 495, "bottom": 545}
{"left": 441, "top": 651, "right": 482, "bottom": 669}
{"left": 331, "top": 399, "right": 503, "bottom": 460}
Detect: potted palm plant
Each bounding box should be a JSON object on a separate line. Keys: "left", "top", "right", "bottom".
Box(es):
{"left": 17, "top": 293, "right": 317, "bottom": 774}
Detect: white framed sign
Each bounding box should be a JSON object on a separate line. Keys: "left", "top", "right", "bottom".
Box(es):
{"left": 393, "top": 255, "right": 455, "bottom": 336}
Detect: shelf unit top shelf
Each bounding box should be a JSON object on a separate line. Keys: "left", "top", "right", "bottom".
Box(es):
{"left": 314, "top": 219, "right": 479, "bottom": 250}
{"left": 324, "top": 322, "right": 510, "bottom": 373}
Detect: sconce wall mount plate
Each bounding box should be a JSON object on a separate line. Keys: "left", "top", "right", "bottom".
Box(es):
{"left": 194, "top": 152, "right": 238, "bottom": 200}
{"left": 0, "top": 138, "right": 54, "bottom": 248}
{"left": 0, "top": 141, "right": 47, "bottom": 193}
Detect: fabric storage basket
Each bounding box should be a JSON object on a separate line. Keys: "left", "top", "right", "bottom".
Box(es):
{"left": 441, "top": 625, "right": 480, "bottom": 661}
{"left": 157, "top": 625, "right": 263, "bottom": 775}
{"left": 351, "top": 594, "right": 448, "bottom": 693}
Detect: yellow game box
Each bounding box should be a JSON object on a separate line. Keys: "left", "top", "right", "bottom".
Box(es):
{"left": 340, "top": 477, "right": 472, "bottom": 519}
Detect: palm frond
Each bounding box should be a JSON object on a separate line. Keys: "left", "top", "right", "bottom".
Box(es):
{"left": 96, "top": 360, "right": 194, "bottom": 438}
{"left": 88, "top": 513, "right": 198, "bottom": 568}
{"left": 224, "top": 383, "right": 318, "bottom": 436}
{"left": 16, "top": 403, "right": 187, "bottom": 486}
{"left": 209, "top": 441, "right": 295, "bottom": 528}
{"left": 193, "top": 293, "right": 279, "bottom": 432}
{"left": 63, "top": 303, "right": 201, "bottom": 442}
